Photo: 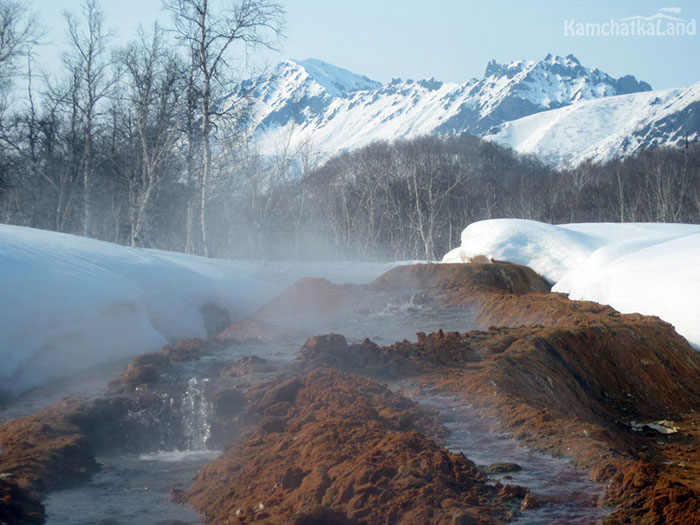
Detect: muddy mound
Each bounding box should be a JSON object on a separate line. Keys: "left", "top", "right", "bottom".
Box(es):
{"left": 295, "top": 314, "right": 700, "bottom": 523}
{"left": 218, "top": 262, "right": 552, "bottom": 345}
{"left": 370, "top": 262, "right": 551, "bottom": 296}
{"left": 217, "top": 262, "right": 625, "bottom": 348}
{"left": 0, "top": 397, "right": 98, "bottom": 505}
{"left": 299, "top": 318, "right": 700, "bottom": 427}
{"left": 217, "top": 277, "right": 362, "bottom": 343}
{"left": 218, "top": 278, "right": 364, "bottom": 342}
{"left": 471, "top": 319, "right": 700, "bottom": 423}
{"left": 181, "top": 369, "right": 528, "bottom": 524}
{"left": 472, "top": 291, "right": 620, "bottom": 328}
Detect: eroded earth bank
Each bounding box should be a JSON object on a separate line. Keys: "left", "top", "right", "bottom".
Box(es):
{"left": 2, "top": 263, "right": 700, "bottom": 524}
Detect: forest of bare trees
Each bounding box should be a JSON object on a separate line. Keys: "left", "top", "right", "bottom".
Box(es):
{"left": 0, "top": 0, "right": 284, "bottom": 254}
{"left": 1, "top": 0, "right": 699, "bottom": 262}
{"left": 210, "top": 136, "right": 700, "bottom": 261}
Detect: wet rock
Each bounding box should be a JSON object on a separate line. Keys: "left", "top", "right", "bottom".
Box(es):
{"left": 120, "top": 363, "right": 161, "bottom": 388}
{"left": 497, "top": 483, "right": 528, "bottom": 501}
{"left": 113, "top": 353, "right": 171, "bottom": 390}
{"left": 127, "top": 352, "right": 171, "bottom": 371}
{"left": 67, "top": 396, "right": 135, "bottom": 452}
{"left": 212, "top": 388, "right": 247, "bottom": 419}
{"left": 299, "top": 334, "right": 349, "bottom": 359}
{"left": 220, "top": 355, "right": 273, "bottom": 378}
{"left": 206, "top": 387, "right": 249, "bottom": 448}
{"left": 162, "top": 338, "right": 218, "bottom": 362}
{"left": 520, "top": 491, "right": 541, "bottom": 510}
{"left": 298, "top": 334, "right": 351, "bottom": 370}
{"left": 0, "top": 478, "right": 44, "bottom": 524}
{"left": 484, "top": 462, "right": 522, "bottom": 474}
{"left": 257, "top": 377, "right": 302, "bottom": 412}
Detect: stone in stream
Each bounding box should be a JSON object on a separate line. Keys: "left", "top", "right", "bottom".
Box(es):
{"left": 483, "top": 462, "right": 523, "bottom": 474}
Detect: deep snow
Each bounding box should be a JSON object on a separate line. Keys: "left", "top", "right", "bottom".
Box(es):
{"left": 443, "top": 219, "right": 700, "bottom": 348}
{"left": 0, "top": 225, "right": 410, "bottom": 396}
{"left": 485, "top": 84, "right": 700, "bottom": 168}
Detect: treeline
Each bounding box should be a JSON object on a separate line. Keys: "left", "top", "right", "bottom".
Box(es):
{"left": 1, "top": 1, "right": 699, "bottom": 262}
{"left": 213, "top": 136, "right": 700, "bottom": 261}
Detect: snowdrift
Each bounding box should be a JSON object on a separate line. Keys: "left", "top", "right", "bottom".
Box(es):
{"left": 0, "top": 226, "right": 409, "bottom": 397}
{"left": 0, "top": 226, "right": 274, "bottom": 396}
{"left": 443, "top": 219, "right": 700, "bottom": 348}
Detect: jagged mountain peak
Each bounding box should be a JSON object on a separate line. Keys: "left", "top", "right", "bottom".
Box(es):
{"left": 277, "top": 58, "right": 382, "bottom": 97}
{"left": 485, "top": 54, "right": 582, "bottom": 78}
{"left": 233, "top": 54, "right": 691, "bottom": 168}
{"left": 482, "top": 53, "right": 651, "bottom": 95}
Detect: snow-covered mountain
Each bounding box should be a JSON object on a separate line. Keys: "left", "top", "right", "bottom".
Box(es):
{"left": 485, "top": 81, "right": 700, "bottom": 168}
{"left": 233, "top": 54, "right": 673, "bottom": 166}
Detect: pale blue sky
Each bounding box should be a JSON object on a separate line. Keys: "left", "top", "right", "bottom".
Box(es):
{"left": 31, "top": 0, "right": 700, "bottom": 89}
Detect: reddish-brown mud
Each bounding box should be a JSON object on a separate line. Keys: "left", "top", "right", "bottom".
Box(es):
{"left": 282, "top": 264, "right": 700, "bottom": 524}
{"left": 180, "top": 369, "right": 529, "bottom": 524}
{"left": 0, "top": 397, "right": 98, "bottom": 524}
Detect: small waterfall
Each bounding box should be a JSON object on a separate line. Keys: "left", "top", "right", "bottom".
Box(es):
{"left": 181, "top": 377, "right": 212, "bottom": 450}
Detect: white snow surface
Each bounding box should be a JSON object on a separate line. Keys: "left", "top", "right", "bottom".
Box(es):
{"left": 486, "top": 81, "right": 700, "bottom": 168}
{"left": 0, "top": 225, "right": 411, "bottom": 396}
{"left": 442, "top": 219, "right": 700, "bottom": 347}
{"left": 294, "top": 58, "right": 382, "bottom": 97}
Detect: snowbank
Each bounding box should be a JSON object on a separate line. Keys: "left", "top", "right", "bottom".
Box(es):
{"left": 443, "top": 219, "right": 700, "bottom": 347}
{"left": 0, "top": 226, "right": 275, "bottom": 396}
{"left": 0, "top": 226, "right": 413, "bottom": 397}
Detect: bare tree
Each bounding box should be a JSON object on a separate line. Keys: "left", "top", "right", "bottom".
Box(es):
{"left": 120, "top": 26, "right": 186, "bottom": 246}
{"left": 0, "top": 0, "right": 41, "bottom": 96}
{"left": 62, "top": 0, "right": 115, "bottom": 236}
{"left": 163, "top": 0, "right": 284, "bottom": 256}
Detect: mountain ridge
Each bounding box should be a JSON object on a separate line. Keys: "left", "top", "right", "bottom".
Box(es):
{"left": 228, "top": 54, "right": 697, "bottom": 168}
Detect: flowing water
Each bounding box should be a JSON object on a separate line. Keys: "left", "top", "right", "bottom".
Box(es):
{"left": 8, "top": 301, "right": 612, "bottom": 524}
{"left": 43, "top": 450, "right": 217, "bottom": 525}
{"left": 40, "top": 344, "right": 292, "bottom": 525}
{"left": 413, "top": 391, "right": 613, "bottom": 524}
